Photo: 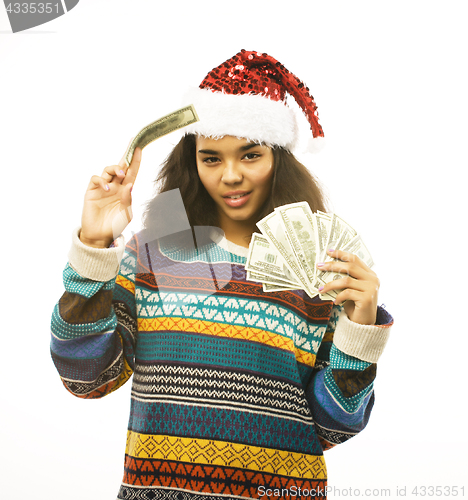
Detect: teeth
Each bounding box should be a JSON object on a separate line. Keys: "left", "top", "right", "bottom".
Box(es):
{"left": 228, "top": 194, "right": 246, "bottom": 199}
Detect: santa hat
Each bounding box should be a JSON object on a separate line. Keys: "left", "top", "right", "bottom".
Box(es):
{"left": 182, "top": 49, "right": 324, "bottom": 153}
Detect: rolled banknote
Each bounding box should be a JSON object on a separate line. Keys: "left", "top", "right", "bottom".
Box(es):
{"left": 124, "top": 104, "right": 199, "bottom": 166}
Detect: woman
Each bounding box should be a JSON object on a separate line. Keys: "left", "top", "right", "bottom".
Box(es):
{"left": 51, "top": 50, "right": 393, "bottom": 500}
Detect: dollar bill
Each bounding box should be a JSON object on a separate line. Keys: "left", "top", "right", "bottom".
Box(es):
{"left": 315, "top": 212, "right": 332, "bottom": 264}
{"left": 314, "top": 213, "right": 356, "bottom": 291}
{"left": 247, "top": 270, "right": 300, "bottom": 288}
{"left": 257, "top": 212, "right": 316, "bottom": 298}
{"left": 324, "top": 214, "right": 356, "bottom": 260}
{"left": 248, "top": 204, "right": 374, "bottom": 302}
{"left": 319, "top": 234, "right": 374, "bottom": 287}
{"left": 276, "top": 202, "right": 319, "bottom": 287}
{"left": 125, "top": 104, "right": 199, "bottom": 166}
{"left": 263, "top": 283, "right": 299, "bottom": 292}
{"left": 344, "top": 234, "right": 374, "bottom": 268}
{"left": 246, "top": 233, "right": 300, "bottom": 285}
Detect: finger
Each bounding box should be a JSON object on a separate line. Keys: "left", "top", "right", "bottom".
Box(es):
{"left": 120, "top": 182, "right": 133, "bottom": 209}
{"left": 327, "top": 249, "right": 372, "bottom": 272}
{"left": 88, "top": 174, "right": 111, "bottom": 192}
{"left": 123, "top": 147, "right": 142, "bottom": 186}
{"left": 118, "top": 137, "right": 135, "bottom": 168}
{"left": 333, "top": 288, "right": 363, "bottom": 307}
{"left": 100, "top": 164, "right": 127, "bottom": 183}
{"left": 317, "top": 259, "right": 370, "bottom": 281}
{"left": 318, "top": 275, "right": 368, "bottom": 295}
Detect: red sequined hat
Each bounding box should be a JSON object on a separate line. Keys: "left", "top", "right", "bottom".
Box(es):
{"left": 183, "top": 49, "right": 324, "bottom": 152}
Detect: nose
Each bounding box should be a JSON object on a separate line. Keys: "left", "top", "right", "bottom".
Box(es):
{"left": 221, "top": 160, "right": 243, "bottom": 184}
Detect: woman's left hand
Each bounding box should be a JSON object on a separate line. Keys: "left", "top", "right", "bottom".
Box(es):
{"left": 317, "top": 249, "right": 380, "bottom": 325}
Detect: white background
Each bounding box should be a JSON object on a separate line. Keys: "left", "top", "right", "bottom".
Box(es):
{"left": 1, "top": 1, "right": 467, "bottom": 499}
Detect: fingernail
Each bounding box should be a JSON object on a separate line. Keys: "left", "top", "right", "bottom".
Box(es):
{"left": 328, "top": 248, "right": 334, "bottom": 252}
{"left": 105, "top": 184, "right": 110, "bottom": 191}
{"left": 120, "top": 170, "right": 125, "bottom": 175}
{"left": 318, "top": 286, "right": 324, "bottom": 292}
{"left": 317, "top": 263, "right": 324, "bottom": 267}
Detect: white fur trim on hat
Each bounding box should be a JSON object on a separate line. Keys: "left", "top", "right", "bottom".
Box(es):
{"left": 182, "top": 88, "right": 299, "bottom": 151}
{"left": 306, "top": 135, "right": 326, "bottom": 154}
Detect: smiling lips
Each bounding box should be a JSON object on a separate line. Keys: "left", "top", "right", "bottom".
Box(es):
{"left": 222, "top": 190, "right": 252, "bottom": 208}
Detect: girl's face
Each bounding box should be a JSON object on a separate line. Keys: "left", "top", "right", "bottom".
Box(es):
{"left": 196, "top": 135, "right": 274, "bottom": 235}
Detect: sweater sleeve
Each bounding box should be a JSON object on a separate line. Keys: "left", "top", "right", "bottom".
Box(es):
{"left": 50, "top": 228, "right": 138, "bottom": 399}
{"left": 306, "top": 304, "right": 393, "bottom": 450}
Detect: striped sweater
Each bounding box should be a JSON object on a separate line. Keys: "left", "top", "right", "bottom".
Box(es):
{"left": 51, "top": 228, "right": 393, "bottom": 500}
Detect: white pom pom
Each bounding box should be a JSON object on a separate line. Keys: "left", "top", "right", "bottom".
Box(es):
{"left": 306, "top": 136, "right": 326, "bottom": 154}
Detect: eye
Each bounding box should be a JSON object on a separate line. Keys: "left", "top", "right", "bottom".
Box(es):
{"left": 243, "top": 152, "right": 261, "bottom": 160}
{"left": 202, "top": 156, "right": 220, "bottom": 165}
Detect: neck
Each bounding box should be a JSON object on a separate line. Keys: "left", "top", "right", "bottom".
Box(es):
{"left": 217, "top": 213, "right": 256, "bottom": 248}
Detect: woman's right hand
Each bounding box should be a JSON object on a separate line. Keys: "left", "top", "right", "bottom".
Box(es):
{"left": 80, "top": 145, "right": 142, "bottom": 248}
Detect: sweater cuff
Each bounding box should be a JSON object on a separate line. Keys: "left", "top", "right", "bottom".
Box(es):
{"left": 333, "top": 308, "right": 392, "bottom": 363}
{"left": 68, "top": 227, "right": 125, "bottom": 282}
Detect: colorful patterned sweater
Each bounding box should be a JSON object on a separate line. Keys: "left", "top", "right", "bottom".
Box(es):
{"left": 51, "top": 228, "right": 393, "bottom": 500}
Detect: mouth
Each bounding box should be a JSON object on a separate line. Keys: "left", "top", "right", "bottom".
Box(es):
{"left": 222, "top": 191, "right": 252, "bottom": 207}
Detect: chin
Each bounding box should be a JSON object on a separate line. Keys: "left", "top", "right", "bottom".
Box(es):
{"left": 225, "top": 212, "right": 251, "bottom": 222}
{"left": 229, "top": 211, "right": 259, "bottom": 225}
{"left": 218, "top": 205, "right": 252, "bottom": 222}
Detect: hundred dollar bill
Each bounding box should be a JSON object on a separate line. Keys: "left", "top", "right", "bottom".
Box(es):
{"left": 319, "top": 234, "right": 374, "bottom": 287}
{"left": 334, "top": 227, "right": 357, "bottom": 253}
{"left": 324, "top": 214, "right": 356, "bottom": 261}
{"left": 315, "top": 212, "right": 332, "bottom": 264}
{"left": 245, "top": 203, "right": 375, "bottom": 304}
{"left": 246, "top": 233, "right": 299, "bottom": 285}
{"left": 263, "top": 283, "right": 300, "bottom": 293}
{"left": 247, "top": 270, "right": 301, "bottom": 288}
{"left": 125, "top": 104, "right": 199, "bottom": 165}
{"left": 314, "top": 213, "right": 355, "bottom": 289}
{"left": 344, "top": 234, "right": 374, "bottom": 268}
{"left": 257, "top": 212, "right": 316, "bottom": 298}
{"left": 316, "top": 229, "right": 357, "bottom": 287}
{"left": 276, "top": 202, "right": 319, "bottom": 287}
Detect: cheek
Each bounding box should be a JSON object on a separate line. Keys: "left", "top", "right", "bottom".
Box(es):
{"left": 196, "top": 164, "right": 215, "bottom": 192}
{"left": 252, "top": 163, "right": 274, "bottom": 189}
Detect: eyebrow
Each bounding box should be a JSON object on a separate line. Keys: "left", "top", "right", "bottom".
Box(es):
{"left": 197, "top": 143, "right": 262, "bottom": 155}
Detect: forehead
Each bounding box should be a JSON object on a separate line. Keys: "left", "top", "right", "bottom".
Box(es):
{"left": 196, "top": 135, "right": 268, "bottom": 152}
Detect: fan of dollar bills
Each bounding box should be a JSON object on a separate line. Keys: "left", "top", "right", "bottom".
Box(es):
{"left": 246, "top": 202, "right": 374, "bottom": 300}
